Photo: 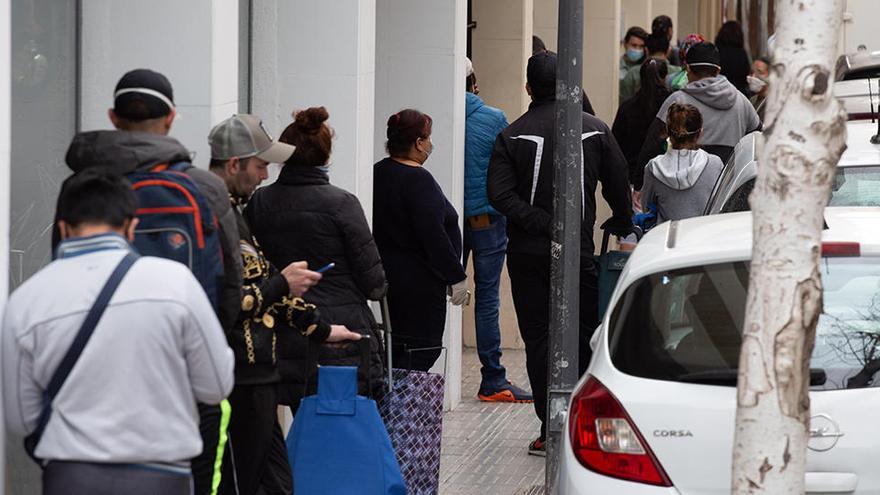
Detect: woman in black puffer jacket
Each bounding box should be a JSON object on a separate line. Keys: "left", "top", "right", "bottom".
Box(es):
{"left": 245, "top": 106, "right": 386, "bottom": 410}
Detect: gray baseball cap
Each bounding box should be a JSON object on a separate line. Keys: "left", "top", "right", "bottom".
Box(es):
{"left": 209, "top": 114, "right": 295, "bottom": 163}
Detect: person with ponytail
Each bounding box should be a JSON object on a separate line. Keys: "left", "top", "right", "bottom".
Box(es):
{"left": 245, "top": 106, "right": 387, "bottom": 410}
{"left": 640, "top": 102, "right": 723, "bottom": 223}
{"left": 613, "top": 57, "right": 672, "bottom": 188}
{"left": 373, "top": 109, "right": 468, "bottom": 372}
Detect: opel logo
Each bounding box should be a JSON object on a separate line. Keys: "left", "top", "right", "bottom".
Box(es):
{"left": 808, "top": 413, "right": 844, "bottom": 452}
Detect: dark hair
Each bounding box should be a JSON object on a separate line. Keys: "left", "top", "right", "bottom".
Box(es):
{"left": 755, "top": 56, "right": 771, "bottom": 67}
{"left": 715, "top": 21, "right": 744, "bottom": 49}
{"left": 209, "top": 158, "right": 227, "bottom": 171}
{"left": 466, "top": 74, "right": 477, "bottom": 92}
{"left": 651, "top": 15, "right": 673, "bottom": 37}
{"left": 666, "top": 103, "right": 703, "bottom": 149}
{"left": 527, "top": 50, "right": 557, "bottom": 101}
{"left": 690, "top": 64, "right": 720, "bottom": 78}
{"left": 636, "top": 59, "right": 671, "bottom": 118}
{"left": 624, "top": 26, "right": 649, "bottom": 44}
{"left": 56, "top": 170, "right": 136, "bottom": 228}
{"left": 386, "top": 109, "right": 433, "bottom": 156}
{"left": 280, "top": 106, "right": 332, "bottom": 166}
{"left": 532, "top": 35, "right": 547, "bottom": 55}
{"left": 646, "top": 33, "right": 670, "bottom": 56}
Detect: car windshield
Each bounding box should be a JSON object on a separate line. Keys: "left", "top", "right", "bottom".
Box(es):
{"left": 608, "top": 258, "right": 880, "bottom": 390}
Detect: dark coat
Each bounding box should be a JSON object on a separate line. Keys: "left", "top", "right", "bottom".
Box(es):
{"left": 487, "top": 99, "right": 633, "bottom": 258}
{"left": 718, "top": 45, "right": 751, "bottom": 95}
{"left": 612, "top": 90, "right": 671, "bottom": 186}
{"left": 245, "top": 163, "right": 386, "bottom": 404}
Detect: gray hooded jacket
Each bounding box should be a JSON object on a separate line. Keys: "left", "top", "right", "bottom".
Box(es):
{"left": 657, "top": 76, "right": 760, "bottom": 149}
{"left": 63, "top": 130, "right": 242, "bottom": 333}
{"left": 641, "top": 148, "right": 723, "bottom": 223}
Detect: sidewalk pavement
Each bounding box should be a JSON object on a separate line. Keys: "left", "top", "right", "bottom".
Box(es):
{"left": 440, "top": 348, "right": 546, "bottom": 495}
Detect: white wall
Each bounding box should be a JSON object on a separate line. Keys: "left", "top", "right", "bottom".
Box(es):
{"left": 251, "top": 0, "right": 376, "bottom": 215}
{"left": 375, "top": 0, "right": 467, "bottom": 410}
{"left": 79, "top": 0, "right": 240, "bottom": 168}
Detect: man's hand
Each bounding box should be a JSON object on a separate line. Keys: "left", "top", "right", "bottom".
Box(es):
{"left": 326, "top": 325, "right": 363, "bottom": 343}
{"left": 281, "top": 261, "right": 322, "bottom": 297}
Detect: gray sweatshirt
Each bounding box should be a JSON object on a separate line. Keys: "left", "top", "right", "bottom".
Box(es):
{"left": 2, "top": 234, "right": 234, "bottom": 464}
{"left": 656, "top": 76, "right": 761, "bottom": 149}
{"left": 641, "top": 149, "right": 724, "bottom": 223}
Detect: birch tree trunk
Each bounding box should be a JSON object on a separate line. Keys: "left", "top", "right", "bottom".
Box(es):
{"left": 731, "top": 0, "right": 847, "bottom": 493}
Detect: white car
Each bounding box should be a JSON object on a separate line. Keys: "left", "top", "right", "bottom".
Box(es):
{"left": 704, "top": 120, "right": 880, "bottom": 214}
{"left": 558, "top": 208, "right": 880, "bottom": 494}
{"left": 834, "top": 51, "right": 880, "bottom": 120}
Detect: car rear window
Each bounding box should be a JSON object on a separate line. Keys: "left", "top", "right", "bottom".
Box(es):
{"left": 842, "top": 68, "right": 880, "bottom": 81}
{"left": 608, "top": 258, "right": 880, "bottom": 390}
{"left": 830, "top": 166, "right": 880, "bottom": 206}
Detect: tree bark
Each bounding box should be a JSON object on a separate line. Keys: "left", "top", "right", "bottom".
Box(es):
{"left": 731, "top": 1, "right": 847, "bottom": 493}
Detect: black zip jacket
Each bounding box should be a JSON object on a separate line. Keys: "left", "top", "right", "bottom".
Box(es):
{"left": 487, "top": 99, "right": 632, "bottom": 258}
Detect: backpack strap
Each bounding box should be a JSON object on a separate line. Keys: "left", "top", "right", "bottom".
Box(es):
{"left": 24, "top": 251, "right": 140, "bottom": 464}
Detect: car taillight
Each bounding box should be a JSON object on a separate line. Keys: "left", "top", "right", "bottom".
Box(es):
{"left": 822, "top": 242, "right": 860, "bottom": 257}
{"left": 568, "top": 376, "right": 672, "bottom": 487}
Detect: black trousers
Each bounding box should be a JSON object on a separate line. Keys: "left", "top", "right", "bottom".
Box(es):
{"left": 192, "top": 403, "right": 227, "bottom": 495}
{"left": 506, "top": 253, "right": 598, "bottom": 440}
{"left": 44, "top": 461, "right": 192, "bottom": 495}
{"left": 219, "top": 384, "right": 292, "bottom": 495}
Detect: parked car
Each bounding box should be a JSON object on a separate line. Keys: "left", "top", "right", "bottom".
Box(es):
{"left": 834, "top": 51, "right": 880, "bottom": 120}
{"left": 557, "top": 207, "right": 880, "bottom": 494}
{"left": 704, "top": 120, "right": 880, "bottom": 214}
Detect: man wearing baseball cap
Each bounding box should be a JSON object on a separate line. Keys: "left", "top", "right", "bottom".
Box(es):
{"left": 634, "top": 41, "right": 761, "bottom": 189}
{"left": 62, "top": 68, "right": 243, "bottom": 495}
{"left": 208, "top": 114, "right": 363, "bottom": 495}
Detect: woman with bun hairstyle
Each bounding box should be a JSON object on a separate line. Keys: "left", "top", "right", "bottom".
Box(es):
{"left": 640, "top": 102, "right": 723, "bottom": 223}
{"left": 373, "top": 109, "right": 468, "bottom": 372}
{"left": 245, "top": 106, "right": 386, "bottom": 408}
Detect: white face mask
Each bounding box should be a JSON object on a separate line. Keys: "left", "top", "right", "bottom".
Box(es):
{"left": 747, "top": 75, "right": 767, "bottom": 93}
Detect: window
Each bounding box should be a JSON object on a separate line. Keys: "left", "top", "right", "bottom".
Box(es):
{"left": 829, "top": 165, "right": 880, "bottom": 206}
{"left": 608, "top": 258, "right": 880, "bottom": 390}
{"left": 10, "top": 0, "right": 79, "bottom": 288}
{"left": 720, "top": 179, "right": 754, "bottom": 213}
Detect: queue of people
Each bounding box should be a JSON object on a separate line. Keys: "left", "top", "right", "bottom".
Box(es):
{"left": 1, "top": 13, "right": 772, "bottom": 492}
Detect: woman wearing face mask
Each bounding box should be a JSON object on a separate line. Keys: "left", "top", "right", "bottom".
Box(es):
{"left": 245, "top": 106, "right": 388, "bottom": 408}
{"left": 373, "top": 109, "right": 468, "bottom": 371}
{"left": 748, "top": 56, "right": 771, "bottom": 120}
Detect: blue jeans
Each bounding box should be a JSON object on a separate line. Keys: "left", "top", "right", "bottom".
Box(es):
{"left": 463, "top": 214, "right": 508, "bottom": 391}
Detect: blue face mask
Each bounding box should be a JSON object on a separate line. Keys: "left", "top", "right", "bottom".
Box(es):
{"left": 316, "top": 164, "right": 330, "bottom": 177}
{"left": 627, "top": 48, "right": 644, "bottom": 62}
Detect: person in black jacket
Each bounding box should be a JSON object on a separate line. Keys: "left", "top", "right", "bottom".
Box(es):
{"left": 373, "top": 109, "right": 469, "bottom": 372}
{"left": 613, "top": 58, "right": 671, "bottom": 189}
{"left": 245, "top": 107, "right": 387, "bottom": 406}
{"left": 208, "top": 113, "right": 362, "bottom": 495}
{"left": 487, "top": 51, "right": 632, "bottom": 456}
{"left": 716, "top": 21, "right": 751, "bottom": 95}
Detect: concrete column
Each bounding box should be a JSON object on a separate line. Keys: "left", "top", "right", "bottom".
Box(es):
{"left": 375, "top": 0, "right": 467, "bottom": 411}
{"left": 79, "top": 0, "right": 240, "bottom": 168}
{"left": 251, "top": 0, "right": 376, "bottom": 216}
{"left": 471, "top": 0, "right": 533, "bottom": 119}
{"left": 533, "top": 0, "right": 558, "bottom": 51}
{"left": 621, "top": 0, "right": 652, "bottom": 32}
{"left": 584, "top": 0, "right": 623, "bottom": 124}
{"left": 0, "top": 0, "right": 9, "bottom": 489}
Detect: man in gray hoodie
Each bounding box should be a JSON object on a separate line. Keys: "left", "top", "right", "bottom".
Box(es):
{"left": 634, "top": 42, "right": 760, "bottom": 190}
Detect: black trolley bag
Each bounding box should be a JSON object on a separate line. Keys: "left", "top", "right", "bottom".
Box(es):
{"left": 375, "top": 296, "right": 445, "bottom": 495}
{"left": 596, "top": 223, "right": 642, "bottom": 320}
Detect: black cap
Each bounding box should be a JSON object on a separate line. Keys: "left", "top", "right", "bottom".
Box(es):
{"left": 113, "top": 69, "right": 175, "bottom": 121}
{"left": 685, "top": 42, "right": 721, "bottom": 70}
{"left": 527, "top": 51, "right": 557, "bottom": 101}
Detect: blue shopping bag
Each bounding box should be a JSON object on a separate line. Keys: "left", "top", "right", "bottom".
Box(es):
{"left": 287, "top": 366, "right": 407, "bottom": 495}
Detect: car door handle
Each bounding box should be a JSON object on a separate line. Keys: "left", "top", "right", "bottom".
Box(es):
{"left": 805, "top": 472, "right": 858, "bottom": 493}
